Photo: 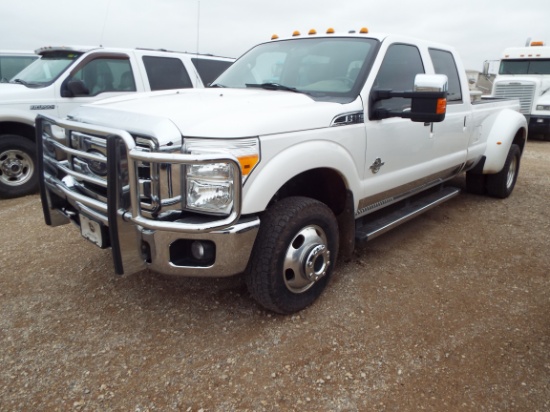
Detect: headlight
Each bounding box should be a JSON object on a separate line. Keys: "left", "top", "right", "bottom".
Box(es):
{"left": 184, "top": 138, "right": 260, "bottom": 181}
{"left": 186, "top": 162, "right": 235, "bottom": 215}
{"left": 183, "top": 138, "right": 260, "bottom": 216}
{"left": 536, "top": 105, "right": 550, "bottom": 111}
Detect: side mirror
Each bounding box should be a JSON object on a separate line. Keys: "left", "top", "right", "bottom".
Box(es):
{"left": 370, "top": 74, "right": 448, "bottom": 123}
{"left": 63, "top": 79, "right": 90, "bottom": 97}
{"left": 482, "top": 61, "right": 490, "bottom": 77}
{"left": 410, "top": 74, "right": 448, "bottom": 122}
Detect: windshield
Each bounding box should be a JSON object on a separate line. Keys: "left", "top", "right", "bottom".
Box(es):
{"left": 499, "top": 59, "right": 550, "bottom": 75}
{"left": 213, "top": 37, "right": 379, "bottom": 102}
{"left": 10, "top": 51, "right": 82, "bottom": 86}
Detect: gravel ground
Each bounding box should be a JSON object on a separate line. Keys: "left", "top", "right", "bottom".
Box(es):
{"left": 1, "top": 141, "right": 549, "bottom": 412}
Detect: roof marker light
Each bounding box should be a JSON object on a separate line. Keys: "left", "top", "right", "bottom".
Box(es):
{"left": 531, "top": 41, "right": 545, "bottom": 47}
{"left": 360, "top": 27, "right": 369, "bottom": 34}
{"left": 308, "top": 29, "right": 317, "bottom": 35}
{"left": 271, "top": 34, "right": 279, "bottom": 40}
{"left": 326, "top": 28, "right": 335, "bottom": 34}
{"left": 292, "top": 30, "right": 301, "bottom": 37}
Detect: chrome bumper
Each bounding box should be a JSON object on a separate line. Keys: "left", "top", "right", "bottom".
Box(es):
{"left": 37, "top": 115, "right": 259, "bottom": 277}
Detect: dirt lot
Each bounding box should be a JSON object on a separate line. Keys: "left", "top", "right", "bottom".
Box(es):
{"left": 1, "top": 141, "right": 549, "bottom": 411}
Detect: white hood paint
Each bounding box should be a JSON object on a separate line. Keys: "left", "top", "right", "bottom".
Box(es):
{"left": 0, "top": 83, "right": 55, "bottom": 105}
{"left": 69, "top": 88, "right": 362, "bottom": 143}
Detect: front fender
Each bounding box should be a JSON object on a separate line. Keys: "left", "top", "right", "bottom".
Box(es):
{"left": 0, "top": 108, "right": 37, "bottom": 127}
{"left": 242, "top": 139, "right": 362, "bottom": 214}
{"left": 481, "top": 109, "right": 527, "bottom": 174}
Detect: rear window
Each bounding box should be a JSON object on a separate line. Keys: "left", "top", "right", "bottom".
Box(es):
{"left": 191, "top": 58, "right": 232, "bottom": 85}
{"left": 142, "top": 56, "right": 192, "bottom": 91}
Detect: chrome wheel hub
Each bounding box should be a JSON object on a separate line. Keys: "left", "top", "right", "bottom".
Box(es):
{"left": 0, "top": 149, "right": 34, "bottom": 186}
{"left": 283, "top": 225, "right": 331, "bottom": 293}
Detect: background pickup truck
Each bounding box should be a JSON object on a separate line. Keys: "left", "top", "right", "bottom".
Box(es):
{"left": 0, "top": 46, "right": 233, "bottom": 198}
{"left": 38, "top": 29, "right": 527, "bottom": 314}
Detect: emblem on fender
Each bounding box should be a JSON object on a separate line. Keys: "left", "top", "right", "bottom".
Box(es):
{"left": 370, "top": 158, "right": 385, "bottom": 174}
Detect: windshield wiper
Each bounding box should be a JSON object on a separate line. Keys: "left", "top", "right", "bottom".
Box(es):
{"left": 11, "top": 78, "right": 30, "bottom": 86}
{"left": 208, "top": 83, "right": 226, "bottom": 88}
{"left": 246, "top": 83, "right": 300, "bottom": 93}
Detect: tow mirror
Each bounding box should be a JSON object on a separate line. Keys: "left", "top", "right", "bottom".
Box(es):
{"left": 370, "top": 74, "right": 448, "bottom": 123}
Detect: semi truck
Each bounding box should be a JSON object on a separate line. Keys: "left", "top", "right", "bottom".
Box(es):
{"left": 488, "top": 40, "right": 550, "bottom": 139}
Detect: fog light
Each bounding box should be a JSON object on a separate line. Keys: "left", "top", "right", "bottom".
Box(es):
{"left": 191, "top": 240, "right": 215, "bottom": 261}
{"left": 170, "top": 239, "right": 216, "bottom": 267}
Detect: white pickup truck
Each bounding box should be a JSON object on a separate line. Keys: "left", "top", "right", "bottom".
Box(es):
{"left": 0, "top": 46, "right": 233, "bottom": 198}
{"left": 38, "top": 29, "right": 527, "bottom": 314}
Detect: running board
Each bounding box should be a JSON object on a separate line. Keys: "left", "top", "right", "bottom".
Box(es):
{"left": 355, "top": 186, "right": 461, "bottom": 242}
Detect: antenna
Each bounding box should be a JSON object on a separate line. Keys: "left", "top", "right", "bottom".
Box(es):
{"left": 525, "top": 37, "right": 532, "bottom": 47}
{"left": 100, "top": 0, "right": 113, "bottom": 46}
{"left": 196, "top": 0, "right": 201, "bottom": 54}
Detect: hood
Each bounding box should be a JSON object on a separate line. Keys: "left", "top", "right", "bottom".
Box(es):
{"left": 0, "top": 83, "right": 50, "bottom": 104}
{"left": 69, "top": 88, "right": 362, "bottom": 142}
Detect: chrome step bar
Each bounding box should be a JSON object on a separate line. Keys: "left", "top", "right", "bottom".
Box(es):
{"left": 355, "top": 186, "right": 461, "bottom": 242}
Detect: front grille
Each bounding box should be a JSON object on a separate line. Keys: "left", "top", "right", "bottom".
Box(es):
{"left": 493, "top": 81, "right": 536, "bottom": 114}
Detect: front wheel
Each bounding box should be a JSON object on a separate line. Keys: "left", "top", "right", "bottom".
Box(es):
{"left": 245, "top": 197, "right": 339, "bottom": 314}
{"left": 486, "top": 144, "right": 521, "bottom": 199}
{"left": 0, "top": 135, "right": 38, "bottom": 198}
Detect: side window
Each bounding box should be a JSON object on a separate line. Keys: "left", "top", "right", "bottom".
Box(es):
{"left": 191, "top": 58, "right": 232, "bottom": 85}
{"left": 429, "top": 48, "right": 462, "bottom": 102}
{"left": 373, "top": 44, "right": 425, "bottom": 112}
{"left": 143, "top": 56, "right": 192, "bottom": 91}
{"left": 72, "top": 57, "right": 135, "bottom": 96}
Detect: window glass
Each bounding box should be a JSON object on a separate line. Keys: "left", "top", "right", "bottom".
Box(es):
{"left": 13, "top": 51, "right": 80, "bottom": 86}
{"left": 429, "top": 48, "right": 462, "bottom": 102}
{"left": 191, "top": 58, "right": 232, "bottom": 85}
{"left": 373, "top": 44, "right": 425, "bottom": 112}
{"left": 500, "top": 59, "right": 550, "bottom": 75}
{"left": 214, "top": 37, "right": 378, "bottom": 102}
{"left": 0, "top": 56, "right": 37, "bottom": 81}
{"left": 142, "top": 56, "right": 192, "bottom": 91}
{"left": 72, "top": 58, "right": 135, "bottom": 96}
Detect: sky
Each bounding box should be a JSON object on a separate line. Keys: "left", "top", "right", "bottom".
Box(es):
{"left": 1, "top": 0, "right": 549, "bottom": 71}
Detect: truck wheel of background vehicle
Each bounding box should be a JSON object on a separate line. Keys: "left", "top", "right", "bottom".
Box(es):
{"left": 245, "top": 196, "right": 339, "bottom": 314}
{"left": 486, "top": 144, "right": 521, "bottom": 199}
{"left": 0, "top": 135, "right": 38, "bottom": 198}
{"left": 465, "top": 171, "right": 486, "bottom": 195}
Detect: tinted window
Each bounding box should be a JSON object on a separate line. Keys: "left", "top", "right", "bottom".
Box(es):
{"left": 0, "top": 56, "right": 37, "bottom": 81}
{"left": 143, "top": 56, "right": 192, "bottom": 91}
{"left": 72, "top": 57, "right": 135, "bottom": 96}
{"left": 191, "top": 58, "right": 232, "bottom": 85}
{"left": 429, "top": 48, "right": 462, "bottom": 102}
{"left": 373, "top": 44, "right": 425, "bottom": 112}
{"left": 500, "top": 59, "right": 550, "bottom": 75}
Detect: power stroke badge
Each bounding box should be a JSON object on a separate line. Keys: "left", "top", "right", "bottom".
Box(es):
{"left": 30, "top": 105, "right": 55, "bottom": 110}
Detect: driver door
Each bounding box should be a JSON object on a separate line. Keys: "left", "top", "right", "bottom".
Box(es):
{"left": 360, "top": 43, "right": 434, "bottom": 208}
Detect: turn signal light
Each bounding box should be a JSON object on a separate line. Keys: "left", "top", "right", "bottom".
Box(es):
{"left": 436, "top": 98, "right": 447, "bottom": 115}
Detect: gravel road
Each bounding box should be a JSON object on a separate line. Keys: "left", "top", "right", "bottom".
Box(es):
{"left": 1, "top": 141, "right": 549, "bottom": 411}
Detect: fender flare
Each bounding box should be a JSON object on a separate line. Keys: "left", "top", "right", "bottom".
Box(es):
{"left": 242, "top": 140, "right": 362, "bottom": 214}
{"left": 481, "top": 109, "right": 527, "bottom": 174}
{"left": 0, "top": 110, "right": 37, "bottom": 128}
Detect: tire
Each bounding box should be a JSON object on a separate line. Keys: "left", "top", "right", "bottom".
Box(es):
{"left": 0, "top": 135, "right": 38, "bottom": 198}
{"left": 465, "top": 171, "right": 486, "bottom": 195}
{"left": 486, "top": 144, "right": 521, "bottom": 199}
{"left": 245, "top": 197, "right": 339, "bottom": 314}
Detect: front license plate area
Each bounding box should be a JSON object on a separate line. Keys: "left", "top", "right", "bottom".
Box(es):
{"left": 80, "top": 214, "right": 109, "bottom": 248}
